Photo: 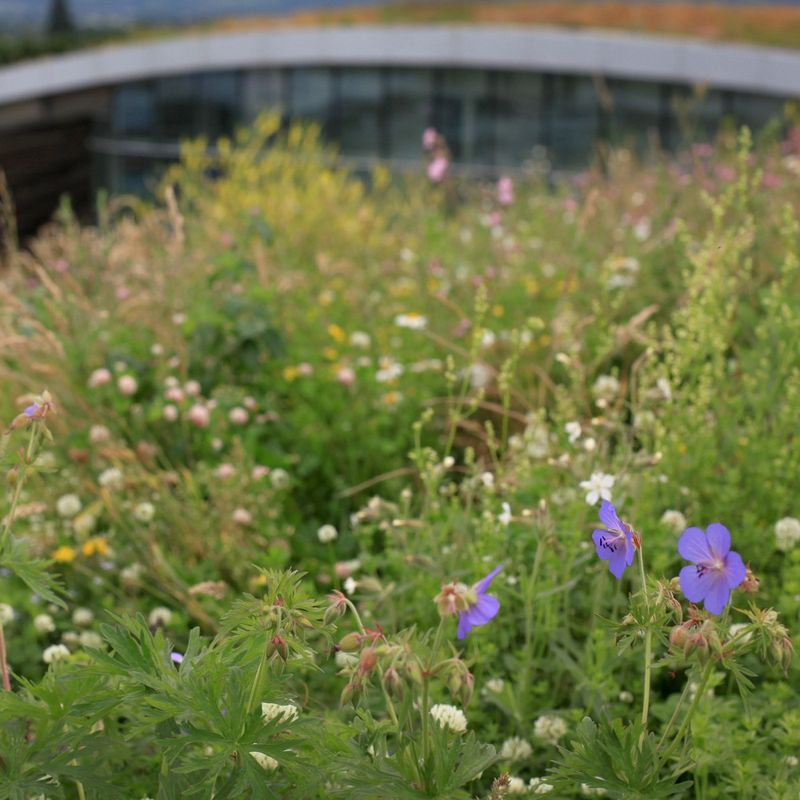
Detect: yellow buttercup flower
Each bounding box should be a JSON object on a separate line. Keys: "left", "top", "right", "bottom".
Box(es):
{"left": 282, "top": 366, "right": 299, "bottom": 382}
{"left": 327, "top": 324, "right": 346, "bottom": 343}
{"left": 322, "top": 347, "right": 338, "bottom": 361}
{"left": 82, "top": 537, "right": 109, "bottom": 557}
{"left": 52, "top": 545, "right": 76, "bottom": 563}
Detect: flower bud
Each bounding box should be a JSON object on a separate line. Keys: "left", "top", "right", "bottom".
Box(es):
{"left": 267, "top": 635, "right": 288, "bottom": 661}
{"left": 339, "top": 632, "right": 362, "bottom": 652}
{"left": 382, "top": 666, "right": 403, "bottom": 698}
{"left": 405, "top": 659, "right": 423, "bottom": 685}
{"left": 434, "top": 582, "right": 470, "bottom": 617}
{"left": 340, "top": 681, "right": 357, "bottom": 706}
{"left": 740, "top": 567, "right": 760, "bottom": 593}
{"left": 358, "top": 647, "right": 378, "bottom": 676}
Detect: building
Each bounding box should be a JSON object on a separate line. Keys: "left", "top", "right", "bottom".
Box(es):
{"left": 0, "top": 26, "right": 798, "bottom": 234}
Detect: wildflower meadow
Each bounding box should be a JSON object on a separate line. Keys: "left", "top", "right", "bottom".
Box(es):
{"left": 0, "top": 114, "right": 798, "bottom": 799}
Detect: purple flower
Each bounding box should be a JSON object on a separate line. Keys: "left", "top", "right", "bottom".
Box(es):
{"left": 591, "top": 501, "right": 636, "bottom": 579}
{"left": 170, "top": 651, "right": 184, "bottom": 664}
{"left": 457, "top": 565, "right": 502, "bottom": 640}
{"left": 678, "top": 524, "right": 746, "bottom": 615}
{"left": 23, "top": 403, "right": 39, "bottom": 417}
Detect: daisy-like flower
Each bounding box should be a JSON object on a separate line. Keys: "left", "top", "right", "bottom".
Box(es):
{"left": 579, "top": 472, "right": 615, "bottom": 505}
{"left": 591, "top": 501, "right": 635, "bottom": 580}
{"left": 394, "top": 312, "right": 427, "bottom": 330}
{"left": 678, "top": 524, "right": 746, "bottom": 615}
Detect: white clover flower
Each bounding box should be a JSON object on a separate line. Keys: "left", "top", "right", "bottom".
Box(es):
{"left": 33, "top": 613, "right": 55, "bottom": 633}
{"left": 507, "top": 777, "right": 528, "bottom": 794}
{"left": 148, "top": 607, "right": 173, "bottom": 627}
{"left": 785, "top": 755, "right": 799, "bottom": 768}
{"left": 163, "top": 404, "right": 179, "bottom": 422}
{"left": 117, "top": 375, "right": 138, "bottom": 396}
{"left": 71, "top": 608, "right": 94, "bottom": 627}
{"left": 88, "top": 367, "right": 112, "bottom": 388}
{"left": 529, "top": 777, "right": 555, "bottom": 795}
{"left": 56, "top": 494, "right": 82, "bottom": 518}
{"left": 98, "top": 467, "right": 124, "bottom": 490}
{"left": 229, "top": 407, "right": 249, "bottom": 425}
{"left": 485, "top": 678, "right": 505, "bottom": 694}
{"left": 79, "top": 631, "right": 103, "bottom": 649}
{"left": 0, "top": 604, "right": 14, "bottom": 624}
{"left": 533, "top": 715, "right": 567, "bottom": 746}
{"left": 500, "top": 736, "right": 533, "bottom": 762}
{"left": 376, "top": 358, "right": 403, "bottom": 383}
{"left": 72, "top": 513, "right": 97, "bottom": 537}
{"left": 120, "top": 563, "right": 143, "bottom": 588}
{"left": 468, "top": 363, "right": 492, "bottom": 390}
{"left": 270, "top": 468, "right": 290, "bottom": 489}
{"left": 480, "top": 471, "right": 495, "bottom": 489}
{"left": 429, "top": 704, "right": 467, "bottom": 734}
{"left": 249, "top": 751, "right": 278, "bottom": 771}
{"left": 89, "top": 425, "right": 111, "bottom": 443}
{"left": 394, "top": 313, "right": 427, "bottom": 330}
{"left": 565, "top": 421, "right": 581, "bottom": 444}
{"left": 42, "top": 644, "right": 70, "bottom": 664}
{"left": 658, "top": 509, "right": 686, "bottom": 534}
{"left": 134, "top": 502, "right": 156, "bottom": 523}
{"left": 61, "top": 631, "right": 80, "bottom": 647}
{"left": 350, "top": 331, "right": 371, "bottom": 348}
{"left": 187, "top": 404, "right": 210, "bottom": 428}
{"left": 261, "top": 702, "right": 299, "bottom": 724}
{"left": 591, "top": 374, "right": 620, "bottom": 401}
{"left": 499, "top": 502, "right": 512, "bottom": 527}
{"left": 582, "top": 437, "right": 597, "bottom": 453}
{"left": 317, "top": 524, "right": 338, "bottom": 543}
{"left": 579, "top": 472, "right": 615, "bottom": 505}
{"left": 343, "top": 577, "right": 358, "bottom": 595}
{"left": 775, "top": 517, "right": 800, "bottom": 552}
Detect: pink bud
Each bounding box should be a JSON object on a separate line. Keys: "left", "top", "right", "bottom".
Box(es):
{"left": 497, "top": 175, "right": 514, "bottom": 206}
{"left": 336, "top": 366, "right": 356, "bottom": 387}
{"left": 428, "top": 156, "right": 449, "bottom": 183}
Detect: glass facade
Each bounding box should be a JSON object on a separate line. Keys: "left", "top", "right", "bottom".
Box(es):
{"left": 95, "top": 65, "right": 791, "bottom": 194}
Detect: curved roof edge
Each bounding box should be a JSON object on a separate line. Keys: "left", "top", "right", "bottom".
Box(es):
{"left": 1, "top": 25, "right": 799, "bottom": 106}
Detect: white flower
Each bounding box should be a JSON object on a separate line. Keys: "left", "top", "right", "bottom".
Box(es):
{"left": 56, "top": 494, "right": 82, "bottom": 518}
{"left": 261, "top": 702, "right": 299, "bottom": 723}
{"left": 0, "top": 604, "right": 14, "bottom": 624}
{"left": 79, "top": 630, "right": 103, "bottom": 649}
{"left": 98, "top": 467, "right": 124, "bottom": 489}
{"left": 529, "top": 776, "right": 555, "bottom": 794}
{"left": 581, "top": 785, "right": 608, "bottom": 797}
{"left": 660, "top": 509, "right": 687, "bottom": 534}
{"left": 468, "top": 363, "right": 492, "bottom": 389}
{"left": 565, "top": 421, "right": 581, "bottom": 444}
{"left": 270, "top": 468, "right": 290, "bottom": 489}
{"left": 317, "top": 524, "right": 338, "bottom": 543}
{"left": 88, "top": 367, "right": 112, "bottom": 388}
{"left": 117, "top": 375, "right": 138, "bottom": 396}
{"left": 591, "top": 374, "right": 620, "bottom": 401}
{"left": 249, "top": 751, "right": 278, "bottom": 771}
{"left": 134, "top": 502, "right": 156, "bottom": 523}
{"left": 500, "top": 736, "right": 533, "bottom": 762}
{"left": 33, "top": 613, "right": 55, "bottom": 633}
{"left": 148, "top": 607, "right": 173, "bottom": 627}
{"left": 507, "top": 777, "right": 528, "bottom": 794}
{"left": 785, "top": 755, "right": 799, "bottom": 768}
{"left": 120, "top": 563, "right": 143, "bottom": 588}
{"left": 71, "top": 608, "right": 94, "bottom": 627}
{"left": 579, "top": 472, "right": 615, "bottom": 505}
{"left": 429, "top": 704, "right": 467, "bottom": 734}
{"left": 163, "top": 404, "right": 179, "bottom": 422}
{"left": 376, "top": 358, "right": 403, "bottom": 383}
{"left": 498, "top": 502, "right": 512, "bottom": 526}
{"left": 480, "top": 471, "right": 495, "bottom": 488}
{"left": 89, "top": 425, "right": 111, "bottom": 443}
{"left": 533, "top": 715, "right": 567, "bottom": 746}
{"left": 618, "top": 690, "right": 634, "bottom": 703}
{"left": 229, "top": 407, "right": 249, "bottom": 425}
{"left": 350, "top": 331, "right": 371, "bottom": 348}
{"left": 775, "top": 517, "right": 800, "bottom": 552}
{"left": 583, "top": 437, "right": 597, "bottom": 453}
{"left": 656, "top": 377, "right": 672, "bottom": 402}
{"left": 485, "top": 678, "right": 505, "bottom": 694}
{"left": 73, "top": 512, "right": 97, "bottom": 537}
{"left": 343, "top": 577, "right": 358, "bottom": 595}
{"left": 394, "top": 313, "right": 427, "bottom": 330}
{"left": 184, "top": 380, "right": 201, "bottom": 397}
{"left": 42, "top": 644, "right": 70, "bottom": 664}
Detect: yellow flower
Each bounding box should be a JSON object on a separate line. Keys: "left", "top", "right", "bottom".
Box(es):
{"left": 322, "top": 347, "right": 338, "bottom": 361}
{"left": 524, "top": 277, "right": 539, "bottom": 295}
{"left": 491, "top": 304, "right": 505, "bottom": 318}
{"left": 282, "top": 366, "right": 299, "bottom": 382}
{"left": 252, "top": 574, "right": 268, "bottom": 587}
{"left": 327, "top": 324, "right": 346, "bottom": 343}
{"left": 82, "top": 537, "right": 109, "bottom": 557}
{"left": 382, "top": 391, "right": 402, "bottom": 406}
{"left": 52, "top": 545, "right": 76, "bottom": 563}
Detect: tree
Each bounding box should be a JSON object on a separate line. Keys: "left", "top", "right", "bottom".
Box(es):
{"left": 47, "top": 0, "right": 75, "bottom": 35}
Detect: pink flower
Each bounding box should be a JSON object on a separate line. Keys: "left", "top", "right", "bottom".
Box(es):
{"left": 336, "top": 366, "right": 356, "bottom": 387}
{"left": 251, "top": 465, "right": 270, "bottom": 480}
{"left": 428, "top": 156, "right": 449, "bottom": 183}
{"left": 88, "top": 368, "right": 112, "bottom": 388}
{"left": 297, "top": 363, "right": 314, "bottom": 376}
{"left": 117, "top": 375, "right": 138, "bottom": 396}
{"left": 163, "top": 404, "right": 179, "bottom": 422}
{"left": 422, "top": 127, "right": 438, "bottom": 151}
{"left": 215, "top": 463, "right": 236, "bottom": 479}
{"left": 184, "top": 380, "right": 201, "bottom": 397}
{"left": 229, "top": 407, "right": 249, "bottom": 425}
{"left": 187, "top": 404, "right": 210, "bottom": 428}
{"left": 165, "top": 387, "right": 184, "bottom": 404}
{"left": 231, "top": 507, "right": 252, "bottom": 525}
{"left": 497, "top": 175, "right": 514, "bottom": 206}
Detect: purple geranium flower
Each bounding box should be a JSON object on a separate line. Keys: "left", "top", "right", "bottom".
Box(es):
{"left": 170, "top": 651, "right": 184, "bottom": 664}
{"left": 678, "top": 524, "right": 746, "bottom": 615}
{"left": 457, "top": 565, "right": 502, "bottom": 640}
{"left": 591, "top": 501, "right": 636, "bottom": 580}
{"left": 23, "top": 403, "right": 39, "bottom": 417}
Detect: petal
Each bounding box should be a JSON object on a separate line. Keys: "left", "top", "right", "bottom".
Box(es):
{"left": 474, "top": 564, "right": 503, "bottom": 595}
{"left": 587, "top": 490, "right": 599, "bottom": 505}
{"left": 598, "top": 501, "right": 623, "bottom": 532}
{"left": 608, "top": 548, "right": 629, "bottom": 579}
{"left": 625, "top": 537, "right": 635, "bottom": 567}
{"left": 677, "top": 527, "right": 713, "bottom": 563}
{"left": 703, "top": 575, "right": 732, "bottom": 615}
{"left": 467, "top": 594, "right": 500, "bottom": 626}
{"left": 706, "top": 523, "right": 731, "bottom": 559}
{"left": 592, "top": 529, "right": 619, "bottom": 562}
{"left": 723, "top": 551, "right": 746, "bottom": 589}
{"left": 679, "top": 564, "right": 715, "bottom": 603}
{"left": 456, "top": 612, "right": 473, "bottom": 640}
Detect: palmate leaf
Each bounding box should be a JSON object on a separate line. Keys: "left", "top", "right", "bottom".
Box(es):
{"left": 0, "top": 535, "right": 64, "bottom": 607}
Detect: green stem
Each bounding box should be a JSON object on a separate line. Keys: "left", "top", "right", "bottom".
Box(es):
{"left": 421, "top": 619, "right": 446, "bottom": 768}
{"left": 518, "top": 534, "right": 544, "bottom": 715}
{"left": 637, "top": 546, "right": 653, "bottom": 732}
{"left": 656, "top": 678, "right": 692, "bottom": 751}
{"left": 658, "top": 663, "right": 714, "bottom": 765}
{"left": 0, "top": 621, "right": 10, "bottom": 691}
{"left": 76, "top": 780, "right": 87, "bottom": 800}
